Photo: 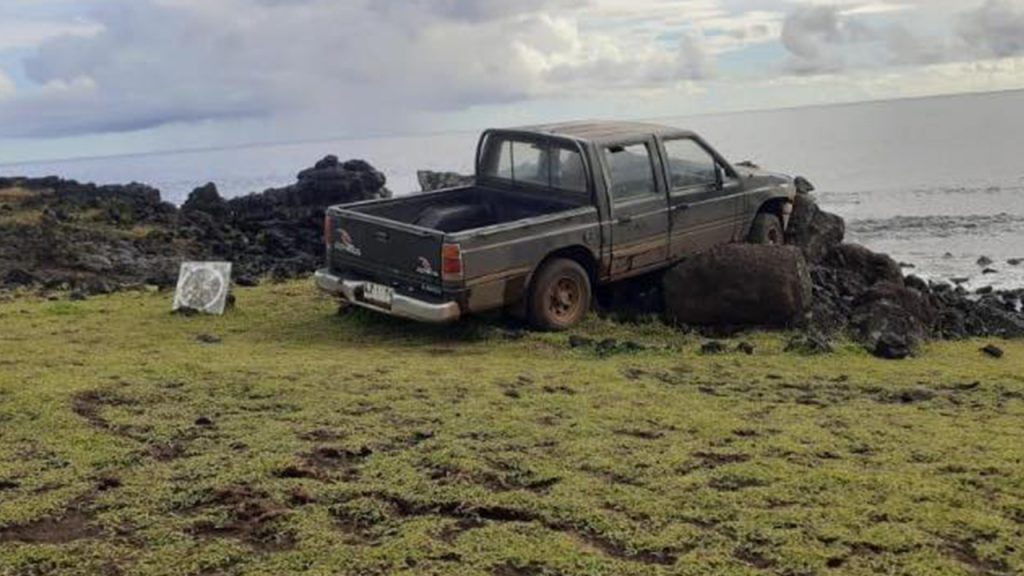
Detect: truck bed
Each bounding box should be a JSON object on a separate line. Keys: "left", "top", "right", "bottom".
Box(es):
{"left": 348, "top": 186, "right": 586, "bottom": 233}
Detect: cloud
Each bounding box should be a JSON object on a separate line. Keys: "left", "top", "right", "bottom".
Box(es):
{"left": 781, "top": 4, "right": 875, "bottom": 74}
{"left": 0, "top": 0, "right": 712, "bottom": 138}
{"left": 957, "top": 0, "right": 1024, "bottom": 58}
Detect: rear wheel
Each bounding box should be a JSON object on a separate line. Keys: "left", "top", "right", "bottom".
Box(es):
{"left": 528, "top": 258, "right": 592, "bottom": 331}
{"left": 748, "top": 213, "right": 784, "bottom": 245}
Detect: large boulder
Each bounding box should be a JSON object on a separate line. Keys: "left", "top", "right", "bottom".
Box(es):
{"left": 181, "top": 182, "right": 228, "bottom": 219}
{"left": 662, "top": 244, "right": 813, "bottom": 328}
{"left": 824, "top": 243, "right": 904, "bottom": 287}
{"left": 850, "top": 281, "right": 938, "bottom": 359}
{"left": 785, "top": 193, "right": 845, "bottom": 263}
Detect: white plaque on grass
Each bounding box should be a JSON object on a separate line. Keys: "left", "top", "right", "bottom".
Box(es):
{"left": 173, "top": 262, "right": 232, "bottom": 315}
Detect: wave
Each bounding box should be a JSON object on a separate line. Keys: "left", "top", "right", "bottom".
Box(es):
{"left": 846, "top": 213, "right": 1024, "bottom": 239}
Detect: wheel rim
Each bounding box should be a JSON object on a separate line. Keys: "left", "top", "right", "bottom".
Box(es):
{"left": 547, "top": 276, "right": 582, "bottom": 321}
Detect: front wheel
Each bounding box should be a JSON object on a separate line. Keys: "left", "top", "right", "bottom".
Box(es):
{"left": 748, "top": 213, "right": 784, "bottom": 245}
{"left": 527, "top": 258, "right": 592, "bottom": 331}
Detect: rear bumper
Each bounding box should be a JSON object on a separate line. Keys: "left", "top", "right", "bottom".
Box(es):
{"left": 315, "top": 269, "right": 461, "bottom": 324}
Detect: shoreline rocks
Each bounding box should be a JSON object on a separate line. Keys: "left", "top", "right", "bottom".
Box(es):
{"left": 0, "top": 156, "right": 389, "bottom": 294}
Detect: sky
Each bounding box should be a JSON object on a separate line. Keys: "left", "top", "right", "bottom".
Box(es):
{"left": 1, "top": 0, "right": 1024, "bottom": 163}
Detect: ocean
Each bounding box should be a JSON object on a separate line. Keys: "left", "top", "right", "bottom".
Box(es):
{"left": 3, "top": 90, "right": 1023, "bottom": 289}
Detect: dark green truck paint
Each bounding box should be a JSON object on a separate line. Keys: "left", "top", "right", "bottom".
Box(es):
{"left": 316, "top": 121, "right": 797, "bottom": 323}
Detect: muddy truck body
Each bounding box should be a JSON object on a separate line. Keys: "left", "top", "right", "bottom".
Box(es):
{"left": 317, "top": 121, "right": 800, "bottom": 330}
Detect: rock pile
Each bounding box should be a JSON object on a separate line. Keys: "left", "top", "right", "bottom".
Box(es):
{"left": 768, "top": 193, "right": 1022, "bottom": 356}
{"left": 0, "top": 156, "right": 389, "bottom": 293}
{"left": 417, "top": 171, "right": 474, "bottom": 192}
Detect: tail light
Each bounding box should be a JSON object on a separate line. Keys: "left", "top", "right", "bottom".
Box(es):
{"left": 442, "top": 243, "right": 463, "bottom": 280}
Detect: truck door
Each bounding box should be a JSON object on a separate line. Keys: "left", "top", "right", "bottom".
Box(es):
{"left": 603, "top": 140, "right": 671, "bottom": 277}
{"left": 660, "top": 137, "right": 744, "bottom": 258}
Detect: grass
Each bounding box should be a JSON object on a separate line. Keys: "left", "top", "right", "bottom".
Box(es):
{"left": 0, "top": 282, "right": 1022, "bottom": 575}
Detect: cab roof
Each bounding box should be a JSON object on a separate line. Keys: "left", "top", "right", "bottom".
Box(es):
{"left": 504, "top": 120, "right": 696, "bottom": 145}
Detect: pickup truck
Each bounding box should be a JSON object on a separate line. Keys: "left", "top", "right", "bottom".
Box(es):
{"left": 316, "top": 120, "right": 805, "bottom": 330}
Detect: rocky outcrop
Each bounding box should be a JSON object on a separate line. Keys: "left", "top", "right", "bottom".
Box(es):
{"left": 418, "top": 170, "right": 474, "bottom": 192}
{"left": 662, "top": 244, "right": 813, "bottom": 328}
{"left": 0, "top": 156, "right": 389, "bottom": 293}
{"left": 785, "top": 192, "right": 845, "bottom": 263}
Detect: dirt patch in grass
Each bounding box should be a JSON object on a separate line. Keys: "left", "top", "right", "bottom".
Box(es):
{"left": 369, "top": 492, "right": 679, "bottom": 566}
{"left": 0, "top": 495, "right": 101, "bottom": 545}
{"left": 187, "top": 485, "right": 296, "bottom": 552}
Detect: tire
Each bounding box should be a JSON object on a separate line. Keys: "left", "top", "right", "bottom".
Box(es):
{"left": 527, "top": 258, "right": 592, "bottom": 331}
{"left": 748, "top": 213, "right": 784, "bottom": 246}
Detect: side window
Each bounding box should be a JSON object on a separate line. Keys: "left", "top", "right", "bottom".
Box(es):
{"left": 605, "top": 143, "right": 657, "bottom": 203}
{"left": 663, "top": 139, "right": 718, "bottom": 189}
{"left": 552, "top": 147, "right": 586, "bottom": 193}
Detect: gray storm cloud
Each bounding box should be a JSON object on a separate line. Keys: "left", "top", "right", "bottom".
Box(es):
{"left": 780, "top": 0, "right": 1024, "bottom": 75}
{"left": 0, "top": 0, "right": 709, "bottom": 138}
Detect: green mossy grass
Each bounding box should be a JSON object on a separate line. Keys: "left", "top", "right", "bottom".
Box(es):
{"left": 0, "top": 282, "right": 1021, "bottom": 575}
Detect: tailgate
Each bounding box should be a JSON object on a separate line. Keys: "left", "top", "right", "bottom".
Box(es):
{"left": 326, "top": 207, "right": 445, "bottom": 289}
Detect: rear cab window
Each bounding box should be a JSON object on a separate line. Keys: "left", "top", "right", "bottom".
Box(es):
{"left": 480, "top": 135, "right": 589, "bottom": 196}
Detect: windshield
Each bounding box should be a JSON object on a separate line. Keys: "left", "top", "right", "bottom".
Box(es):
{"left": 479, "top": 134, "right": 588, "bottom": 195}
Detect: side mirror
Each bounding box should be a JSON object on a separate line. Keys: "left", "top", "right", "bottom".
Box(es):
{"left": 714, "top": 164, "right": 725, "bottom": 189}
{"left": 794, "top": 176, "right": 815, "bottom": 195}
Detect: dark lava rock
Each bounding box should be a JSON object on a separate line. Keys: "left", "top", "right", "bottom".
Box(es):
{"left": 982, "top": 268, "right": 998, "bottom": 275}
{"left": 894, "top": 387, "right": 936, "bottom": 403}
{"left": 981, "top": 344, "right": 1004, "bottom": 359}
{"left": 1009, "top": 258, "right": 1023, "bottom": 266}
{"left": 701, "top": 341, "right": 727, "bottom": 355}
{"left": 736, "top": 342, "right": 755, "bottom": 355}
{"left": 235, "top": 275, "right": 260, "bottom": 288}
{"left": 195, "top": 416, "right": 215, "bottom": 427}
{"left": 1, "top": 268, "right": 34, "bottom": 288}
{"left": 181, "top": 182, "right": 228, "bottom": 218}
{"left": 418, "top": 171, "right": 474, "bottom": 192}
{"left": 785, "top": 193, "right": 845, "bottom": 264}
{"left": 568, "top": 335, "right": 594, "bottom": 349}
{"left": 976, "top": 286, "right": 994, "bottom": 295}
{"left": 785, "top": 333, "right": 833, "bottom": 355}
{"left": 68, "top": 290, "right": 88, "bottom": 302}
{"left": 872, "top": 332, "right": 913, "bottom": 360}
{"left": 196, "top": 334, "right": 222, "bottom": 344}
{"left": 977, "top": 256, "right": 994, "bottom": 267}
{"left": 951, "top": 277, "right": 970, "bottom": 285}
{"left": 663, "top": 244, "right": 812, "bottom": 328}
{"left": 824, "top": 244, "right": 903, "bottom": 287}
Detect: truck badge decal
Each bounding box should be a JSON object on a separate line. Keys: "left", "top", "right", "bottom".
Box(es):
{"left": 416, "top": 257, "right": 439, "bottom": 277}
{"left": 335, "top": 229, "right": 362, "bottom": 257}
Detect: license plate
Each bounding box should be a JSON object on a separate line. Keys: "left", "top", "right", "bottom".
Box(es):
{"left": 363, "top": 283, "right": 394, "bottom": 307}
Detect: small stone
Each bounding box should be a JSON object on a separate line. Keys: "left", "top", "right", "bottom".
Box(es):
{"left": 872, "top": 333, "right": 911, "bottom": 360}
{"left": 701, "top": 341, "right": 727, "bottom": 355}
{"left": 977, "top": 256, "right": 994, "bottom": 267}
{"left": 68, "top": 290, "right": 88, "bottom": 302}
{"left": 785, "top": 333, "right": 833, "bottom": 355}
{"left": 95, "top": 476, "right": 122, "bottom": 492}
{"left": 194, "top": 416, "right": 214, "bottom": 427}
{"left": 982, "top": 268, "right": 998, "bottom": 275}
{"left": 981, "top": 345, "right": 1004, "bottom": 359}
{"left": 976, "top": 286, "right": 994, "bottom": 295}
{"left": 895, "top": 387, "right": 935, "bottom": 403}
{"left": 568, "top": 335, "right": 594, "bottom": 349}
{"left": 736, "top": 342, "right": 755, "bottom": 355}
{"left": 196, "top": 334, "right": 222, "bottom": 344}
{"left": 899, "top": 262, "right": 916, "bottom": 269}
{"left": 951, "top": 277, "right": 970, "bottom": 285}
{"left": 1009, "top": 259, "right": 1023, "bottom": 266}
{"left": 943, "top": 252, "right": 954, "bottom": 259}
